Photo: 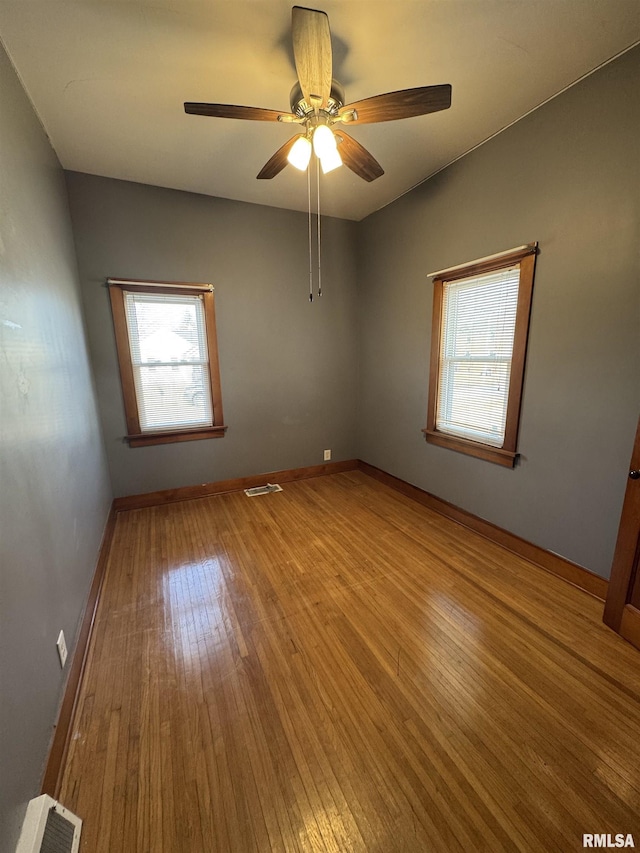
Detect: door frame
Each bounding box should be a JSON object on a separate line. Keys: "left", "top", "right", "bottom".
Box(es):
{"left": 603, "top": 416, "right": 640, "bottom": 648}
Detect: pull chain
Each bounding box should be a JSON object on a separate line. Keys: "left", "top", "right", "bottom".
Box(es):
{"left": 307, "top": 158, "right": 313, "bottom": 302}
{"left": 306, "top": 151, "right": 327, "bottom": 302}
{"left": 316, "top": 155, "right": 322, "bottom": 297}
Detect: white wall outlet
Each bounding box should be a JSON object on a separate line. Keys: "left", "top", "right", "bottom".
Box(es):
{"left": 323, "top": 449, "right": 331, "bottom": 461}
{"left": 56, "top": 630, "right": 68, "bottom": 668}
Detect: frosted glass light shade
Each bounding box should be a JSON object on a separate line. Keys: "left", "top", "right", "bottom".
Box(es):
{"left": 320, "top": 147, "right": 342, "bottom": 174}
{"left": 312, "top": 125, "right": 336, "bottom": 159}
{"left": 287, "top": 136, "right": 312, "bottom": 170}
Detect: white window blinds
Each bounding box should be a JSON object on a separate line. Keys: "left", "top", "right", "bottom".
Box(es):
{"left": 123, "top": 292, "right": 213, "bottom": 432}
{"left": 436, "top": 265, "right": 520, "bottom": 447}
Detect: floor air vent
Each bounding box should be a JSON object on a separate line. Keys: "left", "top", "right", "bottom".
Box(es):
{"left": 16, "top": 795, "right": 81, "bottom": 853}
{"left": 244, "top": 483, "right": 283, "bottom": 497}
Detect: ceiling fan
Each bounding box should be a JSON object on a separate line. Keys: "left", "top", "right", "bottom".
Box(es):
{"left": 184, "top": 5, "right": 452, "bottom": 183}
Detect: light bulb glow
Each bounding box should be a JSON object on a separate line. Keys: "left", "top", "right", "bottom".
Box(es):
{"left": 287, "top": 136, "right": 312, "bottom": 171}
{"left": 312, "top": 125, "right": 337, "bottom": 159}
{"left": 320, "top": 146, "right": 342, "bottom": 174}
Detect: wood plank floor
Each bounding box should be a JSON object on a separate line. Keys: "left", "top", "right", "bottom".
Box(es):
{"left": 60, "top": 471, "right": 640, "bottom": 852}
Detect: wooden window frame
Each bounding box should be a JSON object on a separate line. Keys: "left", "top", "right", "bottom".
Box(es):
{"left": 108, "top": 278, "right": 226, "bottom": 448}
{"left": 423, "top": 245, "right": 537, "bottom": 468}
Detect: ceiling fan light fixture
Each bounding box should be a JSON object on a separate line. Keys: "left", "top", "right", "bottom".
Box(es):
{"left": 185, "top": 7, "right": 451, "bottom": 186}
{"left": 287, "top": 135, "right": 312, "bottom": 170}
{"left": 320, "top": 146, "right": 342, "bottom": 174}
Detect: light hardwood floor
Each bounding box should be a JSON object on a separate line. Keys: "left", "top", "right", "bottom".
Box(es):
{"left": 60, "top": 471, "right": 640, "bottom": 852}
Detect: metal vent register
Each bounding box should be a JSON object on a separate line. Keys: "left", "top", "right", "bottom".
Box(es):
{"left": 41, "top": 808, "right": 75, "bottom": 853}
{"left": 15, "top": 795, "right": 81, "bottom": 853}
{"left": 244, "top": 483, "right": 283, "bottom": 497}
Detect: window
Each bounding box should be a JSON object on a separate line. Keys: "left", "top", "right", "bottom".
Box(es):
{"left": 424, "top": 244, "right": 537, "bottom": 467}
{"left": 108, "top": 279, "right": 225, "bottom": 447}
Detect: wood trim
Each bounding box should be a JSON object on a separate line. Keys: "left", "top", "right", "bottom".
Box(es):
{"left": 108, "top": 280, "right": 225, "bottom": 447}
{"left": 357, "top": 460, "right": 609, "bottom": 601}
{"left": 428, "top": 243, "right": 538, "bottom": 281}
{"left": 109, "top": 284, "right": 212, "bottom": 297}
{"left": 630, "top": 553, "right": 640, "bottom": 611}
{"left": 425, "top": 244, "right": 537, "bottom": 466}
{"left": 108, "top": 284, "right": 141, "bottom": 436}
{"left": 203, "top": 289, "right": 224, "bottom": 428}
{"left": 603, "top": 416, "right": 640, "bottom": 630}
{"left": 41, "top": 503, "right": 117, "bottom": 798}
{"left": 422, "top": 429, "right": 517, "bottom": 468}
{"left": 108, "top": 278, "right": 213, "bottom": 293}
{"left": 113, "top": 459, "right": 359, "bottom": 511}
{"left": 128, "top": 425, "right": 227, "bottom": 447}
{"left": 619, "top": 603, "right": 640, "bottom": 651}
{"left": 425, "top": 278, "right": 443, "bottom": 432}
{"left": 503, "top": 251, "right": 536, "bottom": 451}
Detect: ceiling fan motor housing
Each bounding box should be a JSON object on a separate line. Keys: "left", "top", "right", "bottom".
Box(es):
{"left": 289, "top": 79, "right": 345, "bottom": 119}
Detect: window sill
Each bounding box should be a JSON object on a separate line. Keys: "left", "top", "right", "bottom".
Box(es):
{"left": 126, "top": 425, "right": 227, "bottom": 448}
{"left": 422, "top": 429, "right": 517, "bottom": 468}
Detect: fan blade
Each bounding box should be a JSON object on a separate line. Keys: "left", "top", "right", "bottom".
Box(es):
{"left": 257, "top": 135, "right": 303, "bottom": 180}
{"left": 184, "top": 103, "right": 296, "bottom": 122}
{"left": 335, "top": 132, "right": 384, "bottom": 182}
{"left": 292, "top": 6, "right": 332, "bottom": 108}
{"left": 338, "top": 84, "right": 452, "bottom": 124}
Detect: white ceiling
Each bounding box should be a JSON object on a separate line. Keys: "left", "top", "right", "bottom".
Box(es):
{"left": 1, "top": 1, "right": 639, "bottom": 221}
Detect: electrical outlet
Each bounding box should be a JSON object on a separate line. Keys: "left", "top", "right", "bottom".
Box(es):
{"left": 323, "top": 449, "right": 331, "bottom": 461}
{"left": 56, "top": 630, "right": 68, "bottom": 668}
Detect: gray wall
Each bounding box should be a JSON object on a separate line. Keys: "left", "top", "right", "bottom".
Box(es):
{"left": 0, "top": 44, "right": 112, "bottom": 851}
{"left": 65, "top": 173, "right": 359, "bottom": 498}
{"left": 357, "top": 46, "right": 640, "bottom": 578}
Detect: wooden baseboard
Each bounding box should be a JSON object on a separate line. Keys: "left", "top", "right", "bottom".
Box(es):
{"left": 41, "top": 504, "right": 117, "bottom": 798}
{"left": 357, "top": 460, "right": 609, "bottom": 601}
{"left": 113, "top": 459, "right": 359, "bottom": 512}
